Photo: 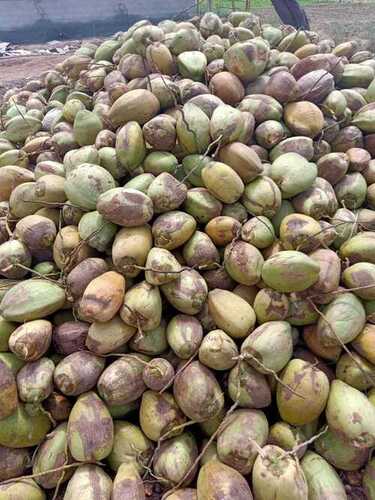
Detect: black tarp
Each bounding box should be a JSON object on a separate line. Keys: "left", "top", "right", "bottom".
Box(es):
{"left": 271, "top": 0, "right": 310, "bottom": 29}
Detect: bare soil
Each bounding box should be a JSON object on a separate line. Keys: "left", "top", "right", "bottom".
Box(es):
{"left": 0, "top": 54, "right": 66, "bottom": 98}
{"left": 256, "top": 2, "right": 375, "bottom": 50}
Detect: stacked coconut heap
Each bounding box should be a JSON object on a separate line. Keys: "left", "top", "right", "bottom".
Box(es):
{"left": 2, "top": 9, "right": 375, "bottom": 500}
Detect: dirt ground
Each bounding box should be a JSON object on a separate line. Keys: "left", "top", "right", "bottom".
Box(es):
{"left": 1, "top": 3, "right": 375, "bottom": 98}
{"left": 0, "top": 54, "right": 67, "bottom": 95}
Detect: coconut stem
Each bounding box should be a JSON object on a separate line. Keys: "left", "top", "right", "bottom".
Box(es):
{"left": 237, "top": 353, "right": 306, "bottom": 399}
{"left": 0, "top": 461, "right": 105, "bottom": 485}
{"left": 307, "top": 283, "right": 375, "bottom": 300}
{"left": 178, "top": 134, "right": 223, "bottom": 186}
{"left": 286, "top": 425, "right": 328, "bottom": 457}
{"left": 159, "top": 352, "right": 197, "bottom": 394}
{"left": 1, "top": 262, "right": 61, "bottom": 285}
{"left": 51, "top": 440, "right": 69, "bottom": 500}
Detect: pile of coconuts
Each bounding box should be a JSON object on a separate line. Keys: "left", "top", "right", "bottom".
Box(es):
{"left": 2, "top": 8, "right": 375, "bottom": 500}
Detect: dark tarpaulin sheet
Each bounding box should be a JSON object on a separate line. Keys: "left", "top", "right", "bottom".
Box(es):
{"left": 270, "top": 0, "right": 310, "bottom": 29}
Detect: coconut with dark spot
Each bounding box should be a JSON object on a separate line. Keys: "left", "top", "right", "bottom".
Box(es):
{"left": 97, "top": 188, "right": 154, "bottom": 227}
{"left": 0, "top": 445, "right": 30, "bottom": 481}
{"left": 148, "top": 172, "right": 187, "bottom": 214}
{"left": 53, "top": 226, "right": 95, "bottom": 273}
{"left": 152, "top": 211, "right": 197, "bottom": 250}
{"left": 241, "top": 216, "right": 275, "bottom": 249}
{"left": 304, "top": 249, "right": 341, "bottom": 304}
{"left": 241, "top": 321, "right": 293, "bottom": 374}
{"left": 0, "top": 359, "right": 18, "bottom": 419}
{"left": 315, "top": 427, "right": 369, "bottom": 471}
{"left": 32, "top": 422, "right": 72, "bottom": 489}
{"left": 154, "top": 433, "right": 198, "bottom": 487}
{"left": 336, "top": 351, "right": 375, "bottom": 391}
{"left": 63, "top": 465, "right": 112, "bottom": 500}
{"left": 0, "top": 479, "right": 46, "bottom": 500}
{"left": 143, "top": 358, "right": 175, "bottom": 391}
{"left": 218, "top": 142, "right": 263, "bottom": 183}
{"left": 0, "top": 166, "right": 34, "bottom": 202}
{"left": 217, "top": 409, "right": 268, "bottom": 474}
{"left": 241, "top": 176, "right": 282, "bottom": 218}
{"left": 316, "top": 292, "right": 366, "bottom": 347}
{"left": 67, "top": 391, "right": 114, "bottom": 461}
{"left": 205, "top": 216, "right": 241, "bottom": 246}
{"left": 199, "top": 329, "right": 238, "bottom": 370}
{"left": 269, "top": 136, "right": 314, "bottom": 162}
{"left": 228, "top": 361, "right": 271, "bottom": 408}
{"left": 255, "top": 120, "right": 286, "bottom": 150}
{"left": 9, "top": 319, "right": 52, "bottom": 361}
{"left": 86, "top": 316, "right": 136, "bottom": 355}
{"left": 54, "top": 351, "right": 105, "bottom": 396}
{"left": 173, "top": 361, "right": 224, "bottom": 422}
{"left": 277, "top": 359, "right": 330, "bottom": 425}
{"left": 107, "top": 420, "right": 153, "bottom": 473}
{"left": 224, "top": 240, "right": 264, "bottom": 286}
{"left": 139, "top": 390, "right": 186, "bottom": 442}
{"left": 265, "top": 70, "right": 298, "bottom": 103}
{"left": 343, "top": 262, "right": 375, "bottom": 300}
{"left": 209, "top": 72, "right": 245, "bottom": 105}
{"left": 184, "top": 188, "right": 223, "bottom": 225}
{"left": 145, "top": 248, "right": 182, "bottom": 286}
{"left": 197, "top": 461, "right": 253, "bottom": 500}
{"left": 143, "top": 114, "right": 177, "bottom": 151}
{"left": 121, "top": 281, "right": 162, "bottom": 331}
{"left": 326, "top": 379, "right": 375, "bottom": 448}
{"left": 166, "top": 314, "right": 203, "bottom": 359}
{"left": 340, "top": 231, "right": 375, "bottom": 264}
{"left": 17, "top": 357, "right": 54, "bottom": 404}
{"left": 317, "top": 153, "right": 349, "bottom": 186}
{"left": 53, "top": 321, "right": 89, "bottom": 355}
{"left": 98, "top": 355, "right": 147, "bottom": 406}
{"left": 112, "top": 462, "right": 146, "bottom": 500}
{"left": 65, "top": 164, "right": 115, "bottom": 211}
{"left": 279, "top": 213, "right": 322, "bottom": 253}
{"left": 43, "top": 392, "right": 72, "bottom": 422}
{"left": 183, "top": 231, "right": 220, "bottom": 270}
{"left": 303, "top": 325, "right": 341, "bottom": 361}
{"left": 14, "top": 214, "right": 56, "bottom": 259}
{"left": 253, "top": 289, "right": 290, "bottom": 324}
{"left": 161, "top": 269, "right": 208, "bottom": 315}
{"left": 112, "top": 226, "right": 153, "bottom": 278}
{"left": 79, "top": 271, "right": 125, "bottom": 323}
{"left": 268, "top": 422, "right": 307, "bottom": 458}
{"left": 0, "top": 240, "right": 32, "bottom": 280}
{"left": 351, "top": 323, "right": 375, "bottom": 365}
{"left": 292, "top": 177, "right": 338, "bottom": 220}
{"left": 0, "top": 403, "right": 51, "bottom": 448}
{"left": 252, "top": 445, "right": 308, "bottom": 500}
